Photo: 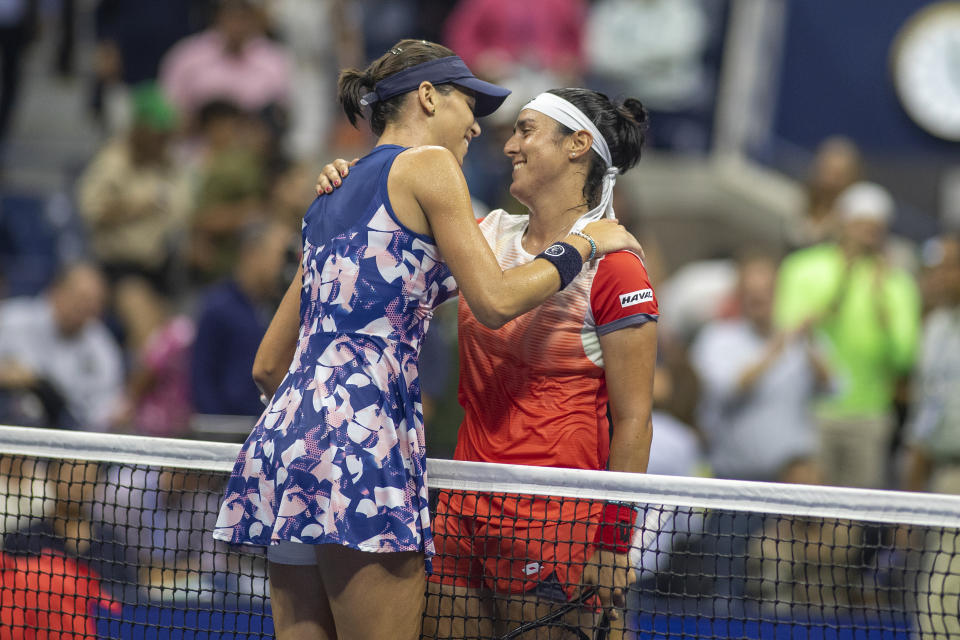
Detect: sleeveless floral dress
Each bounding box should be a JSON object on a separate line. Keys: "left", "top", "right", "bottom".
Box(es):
{"left": 213, "top": 145, "right": 456, "bottom": 559}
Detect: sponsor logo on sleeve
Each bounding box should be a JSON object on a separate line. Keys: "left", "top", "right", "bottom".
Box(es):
{"left": 619, "top": 288, "right": 653, "bottom": 308}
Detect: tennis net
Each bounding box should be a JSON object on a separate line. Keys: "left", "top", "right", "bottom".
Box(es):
{"left": 2, "top": 424, "right": 960, "bottom": 639}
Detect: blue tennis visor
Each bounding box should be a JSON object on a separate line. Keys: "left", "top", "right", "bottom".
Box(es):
{"left": 360, "top": 56, "right": 511, "bottom": 118}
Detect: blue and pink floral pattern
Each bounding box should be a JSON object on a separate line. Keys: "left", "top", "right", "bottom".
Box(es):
{"left": 213, "top": 147, "right": 456, "bottom": 559}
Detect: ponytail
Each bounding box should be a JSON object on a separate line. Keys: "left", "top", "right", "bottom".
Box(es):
{"left": 337, "top": 68, "right": 373, "bottom": 129}
{"left": 611, "top": 97, "right": 649, "bottom": 173}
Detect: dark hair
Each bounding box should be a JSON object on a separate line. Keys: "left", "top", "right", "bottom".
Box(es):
{"left": 338, "top": 39, "right": 457, "bottom": 136}
{"left": 546, "top": 89, "right": 649, "bottom": 209}
{"left": 196, "top": 99, "right": 244, "bottom": 130}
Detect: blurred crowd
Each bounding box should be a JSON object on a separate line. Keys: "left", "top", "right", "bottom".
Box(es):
{"left": 653, "top": 137, "right": 960, "bottom": 498}
{"left": 0, "top": 0, "right": 955, "bottom": 493}
{"left": 643, "top": 140, "right": 960, "bottom": 623}
{"left": 0, "top": 0, "right": 957, "bottom": 626}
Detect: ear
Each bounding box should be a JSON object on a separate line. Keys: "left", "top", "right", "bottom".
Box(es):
{"left": 416, "top": 81, "right": 438, "bottom": 116}
{"left": 565, "top": 130, "right": 593, "bottom": 160}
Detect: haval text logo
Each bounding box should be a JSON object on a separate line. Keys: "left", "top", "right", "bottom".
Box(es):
{"left": 619, "top": 288, "right": 653, "bottom": 308}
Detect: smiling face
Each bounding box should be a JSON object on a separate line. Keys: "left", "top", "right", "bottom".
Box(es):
{"left": 434, "top": 86, "right": 481, "bottom": 164}
{"left": 503, "top": 109, "right": 573, "bottom": 208}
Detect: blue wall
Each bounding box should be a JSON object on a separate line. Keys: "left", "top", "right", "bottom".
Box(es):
{"left": 773, "top": 0, "right": 958, "bottom": 156}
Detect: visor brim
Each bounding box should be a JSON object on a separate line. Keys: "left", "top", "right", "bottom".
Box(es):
{"left": 454, "top": 77, "right": 511, "bottom": 118}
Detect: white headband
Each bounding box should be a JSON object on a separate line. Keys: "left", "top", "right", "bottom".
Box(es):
{"left": 522, "top": 92, "right": 619, "bottom": 232}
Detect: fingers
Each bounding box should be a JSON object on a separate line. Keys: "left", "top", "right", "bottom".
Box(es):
{"left": 587, "top": 564, "right": 630, "bottom": 622}
{"left": 598, "top": 587, "right": 619, "bottom": 621}
{"left": 615, "top": 231, "right": 644, "bottom": 258}
{"left": 599, "top": 590, "right": 626, "bottom": 621}
{"left": 315, "top": 173, "right": 332, "bottom": 195}
{"left": 582, "top": 220, "right": 620, "bottom": 256}
{"left": 582, "top": 220, "right": 646, "bottom": 258}
{"left": 611, "top": 584, "right": 626, "bottom": 610}
{"left": 606, "top": 555, "right": 633, "bottom": 620}
{"left": 334, "top": 158, "right": 352, "bottom": 177}
{"left": 317, "top": 165, "right": 339, "bottom": 194}
{"left": 604, "top": 568, "right": 630, "bottom": 620}
{"left": 580, "top": 549, "right": 634, "bottom": 626}
{"left": 315, "top": 158, "right": 353, "bottom": 195}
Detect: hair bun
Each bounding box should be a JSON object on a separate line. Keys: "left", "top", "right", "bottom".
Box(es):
{"left": 615, "top": 98, "right": 649, "bottom": 130}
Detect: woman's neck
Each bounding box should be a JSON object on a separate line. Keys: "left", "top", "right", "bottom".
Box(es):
{"left": 522, "top": 182, "right": 591, "bottom": 255}
{"left": 378, "top": 123, "right": 435, "bottom": 149}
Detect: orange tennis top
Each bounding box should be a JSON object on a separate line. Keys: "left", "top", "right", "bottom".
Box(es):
{"left": 454, "top": 209, "right": 659, "bottom": 472}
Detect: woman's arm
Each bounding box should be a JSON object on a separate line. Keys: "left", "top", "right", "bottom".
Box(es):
{"left": 582, "top": 321, "right": 657, "bottom": 620}
{"left": 252, "top": 264, "right": 302, "bottom": 398}
{"left": 395, "top": 147, "right": 642, "bottom": 328}
{"left": 733, "top": 333, "right": 787, "bottom": 396}
{"left": 600, "top": 322, "right": 657, "bottom": 473}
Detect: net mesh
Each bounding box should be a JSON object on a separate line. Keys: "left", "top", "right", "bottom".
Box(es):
{"left": 2, "top": 425, "right": 960, "bottom": 639}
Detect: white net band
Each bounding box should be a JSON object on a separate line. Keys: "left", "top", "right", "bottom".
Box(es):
{"left": 3, "top": 425, "right": 959, "bottom": 528}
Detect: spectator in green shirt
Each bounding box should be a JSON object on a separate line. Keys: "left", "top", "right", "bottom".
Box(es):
{"left": 774, "top": 182, "right": 921, "bottom": 489}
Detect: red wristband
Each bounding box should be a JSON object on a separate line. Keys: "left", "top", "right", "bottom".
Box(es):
{"left": 594, "top": 502, "right": 637, "bottom": 554}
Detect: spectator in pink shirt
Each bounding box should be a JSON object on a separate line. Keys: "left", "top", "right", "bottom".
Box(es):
{"left": 159, "top": 0, "right": 292, "bottom": 126}
{"left": 112, "top": 278, "right": 195, "bottom": 439}
{"left": 443, "top": 0, "right": 586, "bottom": 81}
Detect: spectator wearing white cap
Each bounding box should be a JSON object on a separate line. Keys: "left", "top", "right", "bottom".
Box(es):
{"left": 773, "top": 181, "right": 921, "bottom": 489}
